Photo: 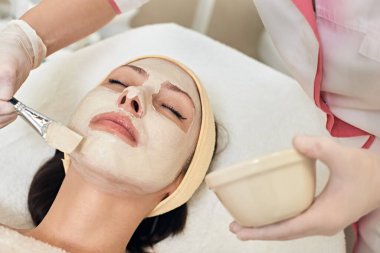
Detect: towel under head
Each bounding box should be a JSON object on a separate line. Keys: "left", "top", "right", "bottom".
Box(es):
{"left": 0, "top": 226, "right": 67, "bottom": 253}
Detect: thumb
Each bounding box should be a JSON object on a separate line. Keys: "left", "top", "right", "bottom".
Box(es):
{"left": 292, "top": 135, "right": 341, "bottom": 166}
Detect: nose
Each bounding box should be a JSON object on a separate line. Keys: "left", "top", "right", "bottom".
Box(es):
{"left": 118, "top": 89, "right": 144, "bottom": 118}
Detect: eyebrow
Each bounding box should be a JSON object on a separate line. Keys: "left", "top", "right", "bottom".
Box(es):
{"left": 122, "top": 64, "right": 149, "bottom": 77}
{"left": 164, "top": 82, "right": 195, "bottom": 107}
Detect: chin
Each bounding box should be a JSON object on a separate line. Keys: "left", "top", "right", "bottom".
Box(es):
{"left": 73, "top": 161, "right": 169, "bottom": 195}
{"left": 73, "top": 133, "right": 170, "bottom": 194}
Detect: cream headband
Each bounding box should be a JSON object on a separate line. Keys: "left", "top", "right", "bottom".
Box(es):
{"left": 62, "top": 55, "right": 216, "bottom": 217}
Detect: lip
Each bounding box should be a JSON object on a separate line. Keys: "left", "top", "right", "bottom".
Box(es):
{"left": 89, "top": 112, "right": 138, "bottom": 147}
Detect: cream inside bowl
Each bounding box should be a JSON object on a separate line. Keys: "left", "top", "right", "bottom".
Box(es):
{"left": 205, "top": 149, "right": 316, "bottom": 227}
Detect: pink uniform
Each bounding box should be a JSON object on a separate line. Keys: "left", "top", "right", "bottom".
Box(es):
{"left": 254, "top": 0, "right": 380, "bottom": 252}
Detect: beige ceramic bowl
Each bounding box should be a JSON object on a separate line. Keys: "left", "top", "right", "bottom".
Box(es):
{"left": 205, "top": 149, "right": 316, "bottom": 227}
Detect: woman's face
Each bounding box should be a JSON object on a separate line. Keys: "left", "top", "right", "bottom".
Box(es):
{"left": 69, "top": 58, "right": 201, "bottom": 194}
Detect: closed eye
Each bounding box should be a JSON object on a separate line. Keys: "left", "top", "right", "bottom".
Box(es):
{"left": 109, "top": 79, "right": 129, "bottom": 87}
{"left": 162, "top": 103, "right": 187, "bottom": 120}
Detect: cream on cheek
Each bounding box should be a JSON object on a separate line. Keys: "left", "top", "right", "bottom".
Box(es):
{"left": 68, "top": 86, "right": 198, "bottom": 194}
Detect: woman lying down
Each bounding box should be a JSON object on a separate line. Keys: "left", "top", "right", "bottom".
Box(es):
{"left": 0, "top": 56, "right": 217, "bottom": 253}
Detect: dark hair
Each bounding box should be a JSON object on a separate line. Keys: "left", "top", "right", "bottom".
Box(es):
{"left": 28, "top": 125, "right": 219, "bottom": 253}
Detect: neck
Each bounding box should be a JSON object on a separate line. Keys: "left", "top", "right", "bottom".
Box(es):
{"left": 25, "top": 166, "right": 162, "bottom": 253}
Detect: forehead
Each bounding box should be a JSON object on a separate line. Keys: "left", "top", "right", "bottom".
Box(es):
{"left": 128, "top": 58, "right": 200, "bottom": 104}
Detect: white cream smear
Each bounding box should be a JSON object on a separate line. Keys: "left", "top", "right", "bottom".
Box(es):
{"left": 68, "top": 59, "right": 201, "bottom": 195}
{"left": 126, "top": 87, "right": 141, "bottom": 100}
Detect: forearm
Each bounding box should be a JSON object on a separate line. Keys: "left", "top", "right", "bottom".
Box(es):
{"left": 21, "top": 0, "right": 117, "bottom": 55}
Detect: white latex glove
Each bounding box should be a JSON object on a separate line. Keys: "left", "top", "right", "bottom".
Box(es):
{"left": 0, "top": 20, "right": 46, "bottom": 128}
{"left": 230, "top": 135, "right": 380, "bottom": 240}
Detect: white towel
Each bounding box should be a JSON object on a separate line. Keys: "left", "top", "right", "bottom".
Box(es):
{"left": 0, "top": 226, "right": 67, "bottom": 253}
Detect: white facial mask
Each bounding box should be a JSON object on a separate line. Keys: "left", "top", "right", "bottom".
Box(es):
{"left": 68, "top": 59, "right": 201, "bottom": 195}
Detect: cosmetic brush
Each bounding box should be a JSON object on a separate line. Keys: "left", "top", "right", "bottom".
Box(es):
{"left": 9, "top": 97, "right": 83, "bottom": 154}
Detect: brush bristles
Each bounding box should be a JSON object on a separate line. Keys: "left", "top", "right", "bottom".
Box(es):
{"left": 45, "top": 122, "right": 83, "bottom": 154}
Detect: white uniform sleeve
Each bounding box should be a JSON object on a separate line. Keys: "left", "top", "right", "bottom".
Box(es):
{"left": 108, "top": 0, "right": 150, "bottom": 14}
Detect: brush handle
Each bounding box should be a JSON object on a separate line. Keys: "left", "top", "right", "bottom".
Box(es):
{"left": 9, "top": 97, "right": 52, "bottom": 137}
{"left": 8, "top": 97, "right": 19, "bottom": 106}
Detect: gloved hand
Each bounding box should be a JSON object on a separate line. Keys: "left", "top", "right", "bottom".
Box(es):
{"left": 230, "top": 135, "right": 380, "bottom": 240}
{"left": 0, "top": 20, "right": 46, "bottom": 128}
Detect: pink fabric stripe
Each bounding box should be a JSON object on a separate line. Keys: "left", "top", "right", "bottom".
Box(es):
{"left": 362, "top": 135, "right": 375, "bottom": 149}
{"left": 291, "top": 0, "right": 320, "bottom": 40}
{"left": 291, "top": 0, "right": 373, "bottom": 140}
{"left": 108, "top": 0, "right": 122, "bottom": 14}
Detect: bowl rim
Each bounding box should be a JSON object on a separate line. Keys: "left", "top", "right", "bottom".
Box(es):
{"left": 205, "top": 148, "right": 313, "bottom": 189}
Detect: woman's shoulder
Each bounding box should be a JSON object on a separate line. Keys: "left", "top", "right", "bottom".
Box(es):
{"left": 0, "top": 224, "right": 68, "bottom": 253}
